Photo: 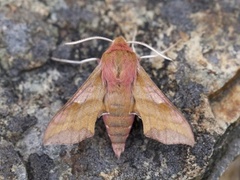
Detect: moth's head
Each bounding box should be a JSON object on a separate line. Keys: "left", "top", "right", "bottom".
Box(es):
{"left": 105, "top": 36, "right": 133, "bottom": 53}
{"left": 112, "top": 36, "right": 127, "bottom": 44}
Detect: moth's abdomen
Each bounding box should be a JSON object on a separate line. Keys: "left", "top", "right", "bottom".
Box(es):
{"left": 103, "top": 115, "right": 134, "bottom": 158}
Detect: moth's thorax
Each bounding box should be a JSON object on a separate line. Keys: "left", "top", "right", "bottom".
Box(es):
{"left": 101, "top": 37, "right": 138, "bottom": 90}
{"left": 101, "top": 51, "right": 138, "bottom": 88}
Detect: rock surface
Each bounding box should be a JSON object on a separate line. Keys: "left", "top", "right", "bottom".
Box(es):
{"left": 0, "top": 0, "right": 239, "bottom": 179}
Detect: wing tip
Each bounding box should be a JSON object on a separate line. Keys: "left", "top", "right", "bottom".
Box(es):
{"left": 43, "top": 128, "right": 94, "bottom": 146}
{"left": 145, "top": 128, "right": 195, "bottom": 147}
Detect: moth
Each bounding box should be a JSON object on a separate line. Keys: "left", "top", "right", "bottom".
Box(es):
{"left": 43, "top": 36, "right": 195, "bottom": 158}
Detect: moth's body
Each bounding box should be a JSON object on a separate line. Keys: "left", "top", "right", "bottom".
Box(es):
{"left": 101, "top": 39, "right": 138, "bottom": 157}
{"left": 44, "top": 36, "right": 195, "bottom": 158}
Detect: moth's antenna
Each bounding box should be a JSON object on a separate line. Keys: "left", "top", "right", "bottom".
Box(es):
{"left": 51, "top": 57, "right": 99, "bottom": 64}
{"left": 140, "top": 39, "right": 182, "bottom": 60}
{"left": 140, "top": 54, "right": 159, "bottom": 59}
{"left": 131, "top": 28, "right": 137, "bottom": 53}
{"left": 65, "top": 36, "right": 113, "bottom": 45}
{"left": 161, "top": 39, "right": 182, "bottom": 54}
{"left": 51, "top": 36, "right": 113, "bottom": 64}
{"left": 127, "top": 40, "right": 172, "bottom": 61}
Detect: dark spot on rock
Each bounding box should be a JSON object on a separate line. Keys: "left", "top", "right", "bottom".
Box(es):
{"left": 0, "top": 140, "right": 26, "bottom": 179}
{"left": 27, "top": 153, "right": 54, "bottom": 180}
{"left": 7, "top": 115, "right": 37, "bottom": 143}
{"left": 192, "top": 134, "right": 214, "bottom": 167}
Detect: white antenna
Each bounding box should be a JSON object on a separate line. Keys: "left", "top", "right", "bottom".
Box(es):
{"left": 65, "top": 36, "right": 113, "bottom": 45}
{"left": 51, "top": 57, "right": 98, "bottom": 64}
{"left": 131, "top": 28, "right": 137, "bottom": 53}
{"left": 52, "top": 36, "right": 173, "bottom": 64}
{"left": 139, "top": 39, "right": 182, "bottom": 60}
{"left": 140, "top": 54, "right": 159, "bottom": 59}
{"left": 51, "top": 36, "right": 112, "bottom": 64}
{"left": 127, "top": 40, "right": 172, "bottom": 61}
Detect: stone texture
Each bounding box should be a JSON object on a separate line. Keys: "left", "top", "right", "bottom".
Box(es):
{"left": 0, "top": 0, "right": 239, "bottom": 179}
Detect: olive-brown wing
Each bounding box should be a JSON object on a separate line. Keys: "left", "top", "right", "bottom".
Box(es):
{"left": 43, "top": 65, "right": 106, "bottom": 145}
{"left": 132, "top": 66, "right": 195, "bottom": 146}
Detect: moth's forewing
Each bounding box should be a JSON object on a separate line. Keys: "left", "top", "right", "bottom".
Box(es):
{"left": 43, "top": 66, "right": 106, "bottom": 145}
{"left": 133, "top": 66, "right": 195, "bottom": 146}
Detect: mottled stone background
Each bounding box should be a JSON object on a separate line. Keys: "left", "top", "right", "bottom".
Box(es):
{"left": 0, "top": 0, "right": 239, "bottom": 179}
